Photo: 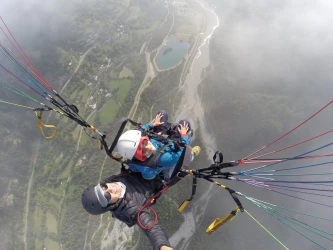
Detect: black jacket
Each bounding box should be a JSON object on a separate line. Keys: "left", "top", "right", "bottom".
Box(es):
{"left": 102, "top": 173, "right": 170, "bottom": 250}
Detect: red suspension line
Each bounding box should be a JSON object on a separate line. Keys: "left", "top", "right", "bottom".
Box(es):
{"left": 0, "top": 39, "right": 50, "bottom": 90}
{"left": 0, "top": 17, "right": 53, "bottom": 91}
{"left": 242, "top": 99, "right": 333, "bottom": 160}
{"left": 0, "top": 26, "right": 50, "bottom": 90}
{"left": 240, "top": 153, "right": 333, "bottom": 164}
{"left": 0, "top": 24, "right": 38, "bottom": 78}
{"left": 248, "top": 129, "right": 333, "bottom": 160}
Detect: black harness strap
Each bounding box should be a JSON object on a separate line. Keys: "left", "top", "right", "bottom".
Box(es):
{"left": 182, "top": 145, "right": 193, "bottom": 170}
{"left": 107, "top": 118, "right": 129, "bottom": 156}
{"left": 225, "top": 187, "right": 244, "bottom": 212}
{"left": 168, "top": 145, "right": 192, "bottom": 185}
{"left": 124, "top": 144, "right": 169, "bottom": 169}
{"left": 100, "top": 118, "right": 141, "bottom": 158}
{"left": 177, "top": 175, "right": 197, "bottom": 212}
{"left": 146, "top": 144, "right": 169, "bottom": 168}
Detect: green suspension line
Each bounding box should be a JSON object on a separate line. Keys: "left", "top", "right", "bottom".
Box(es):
{"left": 247, "top": 197, "right": 329, "bottom": 250}
{"left": 247, "top": 196, "right": 333, "bottom": 222}
{"left": 0, "top": 81, "right": 40, "bottom": 103}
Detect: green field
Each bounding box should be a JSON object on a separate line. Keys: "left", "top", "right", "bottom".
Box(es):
{"left": 67, "top": 184, "right": 76, "bottom": 197}
{"left": 46, "top": 211, "right": 58, "bottom": 233}
{"left": 98, "top": 98, "right": 119, "bottom": 124}
{"left": 87, "top": 112, "right": 97, "bottom": 124}
{"left": 72, "top": 125, "right": 81, "bottom": 140}
{"left": 46, "top": 187, "right": 63, "bottom": 197}
{"left": 78, "top": 87, "right": 91, "bottom": 112}
{"left": 49, "top": 197, "right": 61, "bottom": 209}
{"left": 44, "top": 237, "right": 60, "bottom": 250}
{"left": 34, "top": 239, "right": 43, "bottom": 250}
{"left": 59, "top": 158, "right": 74, "bottom": 180}
{"left": 135, "top": 21, "right": 160, "bottom": 35}
{"left": 105, "top": 79, "right": 131, "bottom": 103}
{"left": 119, "top": 66, "right": 134, "bottom": 78}
{"left": 33, "top": 206, "right": 43, "bottom": 231}
{"left": 52, "top": 184, "right": 65, "bottom": 196}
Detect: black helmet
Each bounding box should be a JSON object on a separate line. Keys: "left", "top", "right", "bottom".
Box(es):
{"left": 81, "top": 185, "right": 110, "bottom": 215}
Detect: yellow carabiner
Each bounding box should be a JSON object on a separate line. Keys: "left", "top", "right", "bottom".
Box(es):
{"left": 35, "top": 110, "right": 57, "bottom": 139}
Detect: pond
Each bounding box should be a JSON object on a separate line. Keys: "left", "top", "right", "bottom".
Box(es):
{"left": 154, "top": 37, "right": 191, "bottom": 71}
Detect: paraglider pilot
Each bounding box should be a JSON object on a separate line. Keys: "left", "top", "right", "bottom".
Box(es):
{"left": 82, "top": 172, "right": 173, "bottom": 250}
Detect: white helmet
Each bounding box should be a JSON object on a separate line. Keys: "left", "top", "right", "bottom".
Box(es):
{"left": 116, "top": 130, "right": 142, "bottom": 159}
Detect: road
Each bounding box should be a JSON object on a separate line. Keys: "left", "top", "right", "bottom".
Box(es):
{"left": 127, "top": 3, "right": 173, "bottom": 120}
{"left": 60, "top": 44, "right": 97, "bottom": 94}
{"left": 23, "top": 141, "right": 41, "bottom": 250}
{"left": 22, "top": 42, "right": 98, "bottom": 250}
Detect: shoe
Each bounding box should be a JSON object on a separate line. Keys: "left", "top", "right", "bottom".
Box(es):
{"left": 192, "top": 146, "right": 201, "bottom": 157}
{"left": 187, "top": 128, "right": 193, "bottom": 137}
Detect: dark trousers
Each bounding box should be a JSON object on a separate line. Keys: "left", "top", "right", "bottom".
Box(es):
{"left": 153, "top": 110, "right": 191, "bottom": 137}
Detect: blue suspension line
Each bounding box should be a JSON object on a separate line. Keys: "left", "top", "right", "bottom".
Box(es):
{"left": 0, "top": 46, "right": 50, "bottom": 97}
{"left": 237, "top": 176, "right": 333, "bottom": 186}
{"left": 240, "top": 141, "right": 333, "bottom": 173}
{"left": 241, "top": 180, "right": 333, "bottom": 208}
{"left": 243, "top": 172, "right": 333, "bottom": 177}
{"left": 250, "top": 183, "right": 333, "bottom": 198}
{"left": 246, "top": 160, "right": 333, "bottom": 174}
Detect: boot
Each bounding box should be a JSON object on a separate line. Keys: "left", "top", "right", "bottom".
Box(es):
{"left": 192, "top": 146, "right": 201, "bottom": 157}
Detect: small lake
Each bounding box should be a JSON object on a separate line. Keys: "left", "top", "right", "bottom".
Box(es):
{"left": 154, "top": 38, "right": 191, "bottom": 70}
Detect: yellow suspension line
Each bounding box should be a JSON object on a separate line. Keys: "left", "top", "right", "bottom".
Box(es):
{"left": 0, "top": 99, "right": 60, "bottom": 139}
{"left": 245, "top": 210, "right": 289, "bottom": 250}
{"left": 0, "top": 99, "right": 35, "bottom": 109}
{"left": 0, "top": 98, "right": 99, "bottom": 140}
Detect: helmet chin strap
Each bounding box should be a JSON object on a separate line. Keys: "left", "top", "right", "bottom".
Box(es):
{"left": 150, "top": 141, "right": 156, "bottom": 151}
{"left": 145, "top": 141, "right": 156, "bottom": 156}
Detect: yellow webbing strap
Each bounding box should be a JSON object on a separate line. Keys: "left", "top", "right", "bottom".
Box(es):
{"left": 206, "top": 206, "right": 239, "bottom": 235}
{"left": 178, "top": 200, "right": 189, "bottom": 212}
{"left": 178, "top": 173, "right": 197, "bottom": 212}
{"left": 98, "top": 139, "right": 103, "bottom": 150}
{"left": 35, "top": 110, "right": 57, "bottom": 139}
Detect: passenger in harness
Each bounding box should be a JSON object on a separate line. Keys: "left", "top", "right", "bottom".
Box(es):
{"left": 116, "top": 110, "right": 201, "bottom": 180}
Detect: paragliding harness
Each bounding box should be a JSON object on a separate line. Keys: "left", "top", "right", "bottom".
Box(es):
{"left": 98, "top": 118, "right": 244, "bottom": 233}
{"left": 98, "top": 117, "right": 193, "bottom": 186}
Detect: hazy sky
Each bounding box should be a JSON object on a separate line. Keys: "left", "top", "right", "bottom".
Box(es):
{"left": 209, "top": 0, "right": 333, "bottom": 99}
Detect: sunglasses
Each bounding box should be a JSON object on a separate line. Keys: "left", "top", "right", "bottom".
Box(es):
{"left": 100, "top": 183, "right": 111, "bottom": 202}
